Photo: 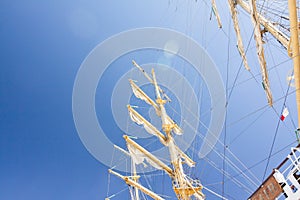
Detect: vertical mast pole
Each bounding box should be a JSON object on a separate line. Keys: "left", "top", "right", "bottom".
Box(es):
{"left": 288, "top": 0, "right": 300, "bottom": 127}
{"left": 132, "top": 161, "right": 140, "bottom": 200}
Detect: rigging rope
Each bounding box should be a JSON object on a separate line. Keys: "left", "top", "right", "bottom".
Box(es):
{"left": 262, "top": 69, "right": 294, "bottom": 180}
{"left": 169, "top": 94, "right": 263, "bottom": 183}
{"left": 229, "top": 140, "right": 297, "bottom": 181}
{"left": 222, "top": 10, "right": 231, "bottom": 197}
{"left": 179, "top": 118, "right": 260, "bottom": 188}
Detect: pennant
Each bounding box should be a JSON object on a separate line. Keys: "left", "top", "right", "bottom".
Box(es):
{"left": 280, "top": 107, "right": 289, "bottom": 121}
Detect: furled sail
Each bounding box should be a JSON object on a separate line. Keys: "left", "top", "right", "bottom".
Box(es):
{"left": 128, "top": 105, "right": 195, "bottom": 167}
{"left": 228, "top": 0, "right": 250, "bottom": 71}
{"left": 211, "top": 0, "right": 222, "bottom": 28}
{"left": 124, "top": 135, "right": 173, "bottom": 176}
{"left": 127, "top": 141, "right": 146, "bottom": 165}
{"left": 128, "top": 105, "right": 166, "bottom": 142}
{"left": 129, "top": 79, "right": 158, "bottom": 109}
{"left": 250, "top": 0, "right": 273, "bottom": 105}
{"left": 129, "top": 108, "right": 143, "bottom": 126}
{"left": 127, "top": 142, "right": 162, "bottom": 170}
{"left": 129, "top": 79, "right": 183, "bottom": 135}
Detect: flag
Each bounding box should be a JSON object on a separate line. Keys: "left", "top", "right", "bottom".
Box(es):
{"left": 280, "top": 107, "right": 289, "bottom": 121}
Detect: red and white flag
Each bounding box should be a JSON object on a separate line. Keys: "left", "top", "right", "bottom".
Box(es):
{"left": 280, "top": 107, "right": 289, "bottom": 121}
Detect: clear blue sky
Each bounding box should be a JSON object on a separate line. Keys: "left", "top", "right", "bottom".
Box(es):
{"left": 1, "top": 1, "right": 298, "bottom": 199}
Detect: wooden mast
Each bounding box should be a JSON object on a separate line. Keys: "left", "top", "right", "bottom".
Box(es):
{"left": 108, "top": 169, "right": 165, "bottom": 200}
{"left": 288, "top": 0, "right": 300, "bottom": 128}
{"left": 151, "top": 69, "right": 205, "bottom": 200}
{"left": 110, "top": 66, "right": 200, "bottom": 199}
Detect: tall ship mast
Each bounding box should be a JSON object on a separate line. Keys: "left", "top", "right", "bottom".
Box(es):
{"left": 108, "top": 64, "right": 205, "bottom": 200}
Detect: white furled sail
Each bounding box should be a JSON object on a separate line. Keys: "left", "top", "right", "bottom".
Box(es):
{"left": 250, "top": 0, "right": 273, "bottom": 106}
{"left": 127, "top": 140, "right": 147, "bottom": 165}
{"left": 127, "top": 141, "right": 163, "bottom": 170}
{"left": 108, "top": 169, "right": 165, "bottom": 200}
{"left": 129, "top": 108, "right": 143, "bottom": 125}
{"left": 129, "top": 79, "right": 158, "bottom": 109}
{"left": 211, "top": 0, "right": 222, "bottom": 28}
{"left": 128, "top": 105, "right": 195, "bottom": 167}
{"left": 128, "top": 105, "right": 166, "bottom": 144}
{"left": 129, "top": 79, "right": 183, "bottom": 135}
{"left": 228, "top": 0, "right": 250, "bottom": 71}
{"left": 124, "top": 135, "right": 173, "bottom": 176}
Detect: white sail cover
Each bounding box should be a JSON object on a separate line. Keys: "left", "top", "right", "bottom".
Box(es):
{"left": 127, "top": 141, "right": 147, "bottom": 165}
{"left": 127, "top": 142, "right": 162, "bottom": 170}
{"left": 130, "top": 80, "right": 155, "bottom": 106}
{"left": 129, "top": 80, "right": 183, "bottom": 135}
{"left": 143, "top": 123, "right": 157, "bottom": 136}
{"left": 129, "top": 109, "right": 143, "bottom": 125}
{"left": 129, "top": 108, "right": 158, "bottom": 136}
{"left": 168, "top": 141, "right": 179, "bottom": 163}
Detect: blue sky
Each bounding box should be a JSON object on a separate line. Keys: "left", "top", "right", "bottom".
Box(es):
{"left": 1, "top": 1, "right": 298, "bottom": 199}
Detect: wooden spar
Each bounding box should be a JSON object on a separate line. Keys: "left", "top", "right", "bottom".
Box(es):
{"left": 211, "top": 0, "right": 222, "bottom": 28}
{"left": 236, "top": 0, "right": 290, "bottom": 48}
{"left": 127, "top": 105, "right": 167, "bottom": 145}
{"left": 114, "top": 144, "right": 131, "bottom": 157}
{"left": 129, "top": 79, "right": 159, "bottom": 111}
{"left": 288, "top": 0, "right": 300, "bottom": 128}
{"left": 123, "top": 135, "right": 174, "bottom": 177}
{"left": 108, "top": 169, "right": 165, "bottom": 200}
{"left": 132, "top": 60, "right": 171, "bottom": 102}
{"left": 249, "top": 0, "right": 273, "bottom": 106}
{"left": 129, "top": 79, "right": 183, "bottom": 134}
{"left": 175, "top": 146, "right": 196, "bottom": 167}
{"left": 228, "top": 0, "right": 250, "bottom": 71}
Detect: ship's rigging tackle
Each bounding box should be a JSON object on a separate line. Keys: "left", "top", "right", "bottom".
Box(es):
{"left": 104, "top": 0, "right": 300, "bottom": 199}
{"left": 108, "top": 64, "right": 205, "bottom": 200}
{"left": 213, "top": 0, "right": 292, "bottom": 106}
